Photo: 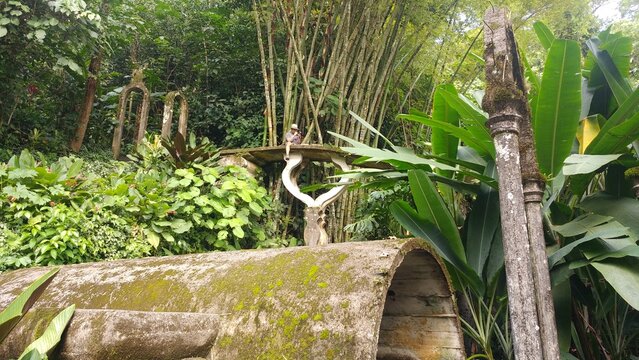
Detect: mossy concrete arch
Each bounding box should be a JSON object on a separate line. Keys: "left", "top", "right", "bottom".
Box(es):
{"left": 0, "top": 239, "right": 465, "bottom": 359}
{"left": 161, "top": 90, "right": 188, "bottom": 140}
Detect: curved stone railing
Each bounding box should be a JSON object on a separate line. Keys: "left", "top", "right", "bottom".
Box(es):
{"left": 282, "top": 152, "right": 350, "bottom": 246}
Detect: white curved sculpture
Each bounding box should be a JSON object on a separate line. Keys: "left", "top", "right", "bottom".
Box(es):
{"left": 282, "top": 152, "right": 350, "bottom": 246}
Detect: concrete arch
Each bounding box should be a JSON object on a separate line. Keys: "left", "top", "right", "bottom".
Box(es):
{"left": 111, "top": 82, "right": 150, "bottom": 159}
{"left": 161, "top": 91, "right": 189, "bottom": 140}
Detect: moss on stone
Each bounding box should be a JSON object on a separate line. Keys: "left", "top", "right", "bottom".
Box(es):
{"left": 624, "top": 166, "right": 639, "bottom": 179}
{"left": 198, "top": 248, "right": 359, "bottom": 358}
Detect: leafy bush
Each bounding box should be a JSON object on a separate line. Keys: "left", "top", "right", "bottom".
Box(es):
{"left": 0, "top": 141, "right": 282, "bottom": 271}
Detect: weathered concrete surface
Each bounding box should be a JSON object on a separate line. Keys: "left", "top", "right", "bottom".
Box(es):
{"left": 2, "top": 309, "right": 218, "bottom": 359}
{"left": 219, "top": 144, "right": 391, "bottom": 169}
{"left": 161, "top": 90, "right": 189, "bottom": 139}
{"left": 483, "top": 8, "right": 547, "bottom": 360}
{"left": 0, "top": 239, "right": 464, "bottom": 359}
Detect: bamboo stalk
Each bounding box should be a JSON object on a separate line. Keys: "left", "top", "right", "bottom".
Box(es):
{"left": 253, "top": 0, "right": 276, "bottom": 146}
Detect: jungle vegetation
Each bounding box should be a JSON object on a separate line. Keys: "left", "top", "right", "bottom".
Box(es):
{"left": 1, "top": 0, "right": 638, "bottom": 358}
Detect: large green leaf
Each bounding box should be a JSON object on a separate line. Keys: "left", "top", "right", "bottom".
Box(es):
{"left": 431, "top": 84, "right": 460, "bottom": 178}
{"left": 390, "top": 201, "right": 462, "bottom": 267}
{"left": 431, "top": 89, "right": 494, "bottom": 158}
{"left": 0, "top": 269, "right": 59, "bottom": 343}
{"left": 484, "top": 227, "right": 504, "bottom": 287}
{"left": 465, "top": 161, "right": 500, "bottom": 277}
{"left": 579, "top": 192, "right": 639, "bottom": 237}
{"left": 19, "top": 349, "right": 43, "bottom": 360}
{"left": 389, "top": 201, "right": 483, "bottom": 293}
{"left": 18, "top": 304, "right": 75, "bottom": 359}
{"left": 562, "top": 154, "right": 622, "bottom": 175}
{"left": 590, "top": 245, "right": 639, "bottom": 262}
{"left": 591, "top": 258, "right": 639, "bottom": 310}
{"left": 586, "top": 86, "right": 639, "bottom": 153}
{"left": 586, "top": 38, "right": 633, "bottom": 104}
{"left": 585, "top": 111, "right": 639, "bottom": 155}
{"left": 533, "top": 21, "right": 555, "bottom": 50}
{"left": 584, "top": 31, "right": 632, "bottom": 93}
{"left": 552, "top": 278, "right": 572, "bottom": 352}
{"left": 330, "top": 131, "right": 457, "bottom": 171}
{"left": 549, "top": 214, "right": 636, "bottom": 268}
{"left": 399, "top": 114, "right": 494, "bottom": 157}
{"left": 534, "top": 39, "right": 582, "bottom": 176}
{"left": 407, "top": 169, "right": 464, "bottom": 260}
{"left": 437, "top": 88, "right": 488, "bottom": 123}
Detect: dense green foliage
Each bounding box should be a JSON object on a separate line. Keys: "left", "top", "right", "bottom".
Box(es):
{"left": 1, "top": 0, "right": 638, "bottom": 358}
{"left": 336, "top": 23, "right": 639, "bottom": 359}
{"left": 0, "top": 141, "right": 283, "bottom": 271}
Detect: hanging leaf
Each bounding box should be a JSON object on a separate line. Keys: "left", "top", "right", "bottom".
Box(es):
{"left": 590, "top": 245, "right": 639, "bottom": 262}
{"left": 533, "top": 21, "right": 555, "bottom": 50}
{"left": 330, "top": 131, "right": 457, "bottom": 171}
{"left": 436, "top": 89, "right": 493, "bottom": 153}
{"left": 407, "top": 170, "right": 464, "bottom": 258}
{"left": 591, "top": 258, "right": 639, "bottom": 310}
{"left": 465, "top": 161, "right": 500, "bottom": 277}
{"left": 484, "top": 227, "right": 504, "bottom": 287}
{"left": 437, "top": 87, "right": 488, "bottom": 124}
{"left": 399, "top": 114, "right": 494, "bottom": 157}
{"left": 552, "top": 278, "right": 572, "bottom": 352}
{"left": 589, "top": 86, "right": 639, "bottom": 147}
{"left": 431, "top": 84, "right": 460, "bottom": 179}
{"left": 562, "top": 154, "right": 622, "bottom": 175}
{"left": 576, "top": 115, "right": 602, "bottom": 154}
{"left": 389, "top": 201, "right": 483, "bottom": 293}
{"left": 586, "top": 37, "right": 632, "bottom": 104}
{"left": 534, "top": 39, "right": 582, "bottom": 176}
{"left": 0, "top": 269, "right": 59, "bottom": 343}
{"left": 585, "top": 111, "right": 639, "bottom": 155}
{"left": 19, "top": 350, "right": 43, "bottom": 360}
{"left": 18, "top": 305, "right": 75, "bottom": 359}
{"left": 579, "top": 192, "right": 639, "bottom": 237}
{"left": 549, "top": 214, "right": 636, "bottom": 268}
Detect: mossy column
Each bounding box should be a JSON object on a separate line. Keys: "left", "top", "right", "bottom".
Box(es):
{"left": 484, "top": 8, "right": 560, "bottom": 360}
{"left": 483, "top": 8, "right": 545, "bottom": 360}
{"left": 0, "top": 239, "right": 464, "bottom": 359}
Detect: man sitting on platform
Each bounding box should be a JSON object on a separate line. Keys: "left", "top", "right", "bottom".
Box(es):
{"left": 284, "top": 123, "right": 302, "bottom": 160}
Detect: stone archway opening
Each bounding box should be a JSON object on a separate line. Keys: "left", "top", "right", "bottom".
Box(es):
{"left": 377, "top": 249, "right": 462, "bottom": 360}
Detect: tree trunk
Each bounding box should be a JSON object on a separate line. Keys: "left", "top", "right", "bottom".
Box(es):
{"left": 69, "top": 54, "right": 102, "bottom": 152}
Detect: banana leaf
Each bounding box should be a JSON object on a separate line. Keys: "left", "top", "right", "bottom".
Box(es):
{"left": 431, "top": 84, "right": 460, "bottom": 178}
{"left": 533, "top": 21, "right": 555, "bottom": 50}
{"left": 591, "top": 258, "right": 639, "bottom": 310}
{"left": 18, "top": 305, "right": 76, "bottom": 359}
{"left": 390, "top": 200, "right": 483, "bottom": 293}
{"left": 399, "top": 114, "right": 494, "bottom": 157}
{"left": 0, "top": 269, "right": 59, "bottom": 343}
{"left": 534, "top": 39, "right": 582, "bottom": 176}
{"left": 586, "top": 86, "right": 639, "bottom": 153}
{"left": 586, "top": 38, "right": 633, "bottom": 104}
{"left": 465, "top": 161, "right": 500, "bottom": 278}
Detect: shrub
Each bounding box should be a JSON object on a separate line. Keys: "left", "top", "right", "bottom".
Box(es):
{"left": 0, "top": 142, "right": 282, "bottom": 271}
